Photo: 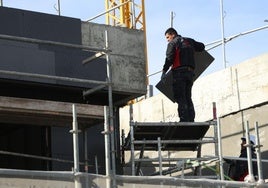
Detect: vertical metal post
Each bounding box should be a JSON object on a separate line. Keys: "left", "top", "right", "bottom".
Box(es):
{"left": 213, "top": 102, "right": 218, "bottom": 155}
{"left": 71, "top": 104, "right": 81, "bottom": 188}
{"left": 254, "top": 122, "right": 264, "bottom": 184}
{"left": 83, "top": 128, "right": 89, "bottom": 188}
{"left": 104, "top": 106, "right": 111, "bottom": 188}
{"left": 95, "top": 155, "right": 99, "bottom": 174}
{"left": 130, "top": 104, "right": 134, "bottom": 122}
{"left": 213, "top": 102, "right": 224, "bottom": 180}
{"left": 146, "top": 85, "right": 153, "bottom": 98}
{"left": 121, "top": 129, "right": 125, "bottom": 165}
{"left": 45, "top": 126, "right": 51, "bottom": 170}
{"left": 57, "top": 0, "right": 61, "bottom": 16}
{"left": 220, "top": 0, "right": 227, "bottom": 68}
{"left": 158, "top": 137, "right": 162, "bottom": 176}
{"left": 181, "top": 160, "right": 185, "bottom": 178}
{"left": 105, "top": 30, "right": 116, "bottom": 187}
{"left": 170, "top": 11, "right": 174, "bottom": 27}
{"left": 0, "top": 0, "right": 3, "bottom": 6}
{"left": 217, "top": 117, "right": 224, "bottom": 180}
{"left": 130, "top": 122, "right": 135, "bottom": 176}
{"left": 131, "top": 0, "right": 135, "bottom": 29}
{"left": 245, "top": 121, "right": 255, "bottom": 182}
{"left": 84, "top": 130, "right": 88, "bottom": 173}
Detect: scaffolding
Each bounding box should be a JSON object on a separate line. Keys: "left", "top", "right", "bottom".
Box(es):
{"left": 0, "top": 27, "right": 267, "bottom": 188}
{"left": 0, "top": 28, "right": 118, "bottom": 187}
{"left": 120, "top": 102, "right": 225, "bottom": 179}
{"left": 1, "top": 4, "right": 268, "bottom": 188}
{"left": 121, "top": 105, "right": 268, "bottom": 186}
{"left": 0, "top": 3, "right": 146, "bottom": 187}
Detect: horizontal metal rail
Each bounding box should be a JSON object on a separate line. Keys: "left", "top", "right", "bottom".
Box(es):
{"left": 0, "top": 150, "right": 94, "bottom": 167}
{"left": 0, "top": 33, "right": 110, "bottom": 52}
{"left": 133, "top": 139, "right": 216, "bottom": 144}
{"left": 181, "top": 175, "right": 219, "bottom": 179}
{"left": 0, "top": 168, "right": 74, "bottom": 178}
{"left": 223, "top": 156, "right": 268, "bottom": 163}
{"left": 130, "top": 121, "right": 216, "bottom": 127}
{"left": 134, "top": 156, "right": 218, "bottom": 163}
{"left": 0, "top": 69, "right": 108, "bottom": 86}
{"left": 115, "top": 175, "right": 258, "bottom": 187}
{"left": 0, "top": 168, "right": 259, "bottom": 187}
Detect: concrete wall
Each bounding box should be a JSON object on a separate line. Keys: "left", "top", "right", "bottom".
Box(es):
{"left": 193, "top": 53, "right": 268, "bottom": 121}
{"left": 81, "top": 22, "right": 147, "bottom": 95}
{"left": 120, "top": 53, "right": 268, "bottom": 177}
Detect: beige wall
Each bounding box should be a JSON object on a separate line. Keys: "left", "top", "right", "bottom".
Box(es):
{"left": 120, "top": 53, "right": 268, "bottom": 177}
{"left": 193, "top": 53, "right": 268, "bottom": 121}
{"left": 121, "top": 52, "right": 268, "bottom": 127}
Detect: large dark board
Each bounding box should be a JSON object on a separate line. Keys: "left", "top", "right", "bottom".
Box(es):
{"left": 0, "top": 7, "right": 123, "bottom": 105}
{"left": 156, "top": 51, "right": 215, "bottom": 102}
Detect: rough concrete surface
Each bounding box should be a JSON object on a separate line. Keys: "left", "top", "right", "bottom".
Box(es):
{"left": 81, "top": 22, "right": 147, "bottom": 94}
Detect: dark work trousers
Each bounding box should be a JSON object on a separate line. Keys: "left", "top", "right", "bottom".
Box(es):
{"left": 172, "top": 69, "right": 195, "bottom": 122}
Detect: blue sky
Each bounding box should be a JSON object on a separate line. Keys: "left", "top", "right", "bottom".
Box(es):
{"left": 3, "top": 0, "right": 268, "bottom": 94}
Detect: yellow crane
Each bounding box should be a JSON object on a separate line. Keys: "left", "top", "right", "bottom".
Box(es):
{"left": 105, "top": 0, "right": 149, "bottom": 86}
{"left": 105, "top": 0, "right": 146, "bottom": 30}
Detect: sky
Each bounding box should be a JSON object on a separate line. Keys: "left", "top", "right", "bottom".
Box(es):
{"left": 3, "top": 0, "right": 268, "bottom": 95}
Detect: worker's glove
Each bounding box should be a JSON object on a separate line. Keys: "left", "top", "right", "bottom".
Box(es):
{"left": 161, "top": 71, "right": 166, "bottom": 80}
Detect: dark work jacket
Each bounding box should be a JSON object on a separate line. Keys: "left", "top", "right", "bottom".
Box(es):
{"left": 163, "top": 35, "right": 205, "bottom": 72}
{"left": 232, "top": 148, "right": 257, "bottom": 181}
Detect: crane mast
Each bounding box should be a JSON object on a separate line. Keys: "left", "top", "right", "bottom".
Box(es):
{"left": 105, "top": 0, "right": 146, "bottom": 30}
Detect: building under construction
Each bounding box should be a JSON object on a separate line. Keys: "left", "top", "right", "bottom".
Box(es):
{"left": 0, "top": 3, "right": 268, "bottom": 188}
{"left": 0, "top": 5, "right": 146, "bottom": 173}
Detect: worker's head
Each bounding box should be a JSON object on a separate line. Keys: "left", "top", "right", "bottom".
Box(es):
{"left": 241, "top": 135, "right": 255, "bottom": 149}
{"left": 165, "top": 27, "right": 178, "bottom": 42}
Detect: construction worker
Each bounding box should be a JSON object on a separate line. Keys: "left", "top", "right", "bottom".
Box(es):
{"left": 161, "top": 28, "right": 205, "bottom": 122}
{"left": 228, "top": 135, "right": 258, "bottom": 181}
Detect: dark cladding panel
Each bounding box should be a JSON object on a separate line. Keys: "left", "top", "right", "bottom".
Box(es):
{"left": 52, "top": 47, "right": 107, "bottom": 86}
{"left": 0, "top": 7, "right": 22, "bottom": 36}
{"left": 0, "top": 7, "right": 110, "bottom": 104}
{"left": 0, "top": 6, "right": 108, "bottom": 83}
{"left": 0, "top": 39, "right": 56, "bottom": 83}
{"left": 0, "top": 6, "right": 81, "bottom": 44}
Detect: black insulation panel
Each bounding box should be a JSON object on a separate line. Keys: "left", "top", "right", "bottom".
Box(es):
{"left": 0, "top": 7, "right": 130, "bottom": 105}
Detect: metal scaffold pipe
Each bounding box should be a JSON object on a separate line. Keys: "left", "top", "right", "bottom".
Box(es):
{"left": 254, "top": 122, "right": 265, "bottom": 184}
{"left": 104, "top": 106, "right": 111, "bottom": 188}
{"left": 245, "top": 121, "right": 255, "bottom": 183}
{"left": 0, "top": 33, "right": 109, "bottom": 53}
{"left": 71, "top": 104, "right": 82, "bottom": 188}
{"left": 104, "top": 30, "right": 117, "bottom": 188}
{"left": 220, "top": 0, "right": 227, "bottom": 68}
{"left": 0, "top": 69, "right": 108, "bottom": 86}
{"left": 72, "top": 104, "right": 80, "bottom": 173}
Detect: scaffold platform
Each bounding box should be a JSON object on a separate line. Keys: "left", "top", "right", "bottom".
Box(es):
{"left": 122, "top": 121, "right": 219, "bottom": 176}
{"left": 123, "top": 121, "right": 214, "bottom": 151}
